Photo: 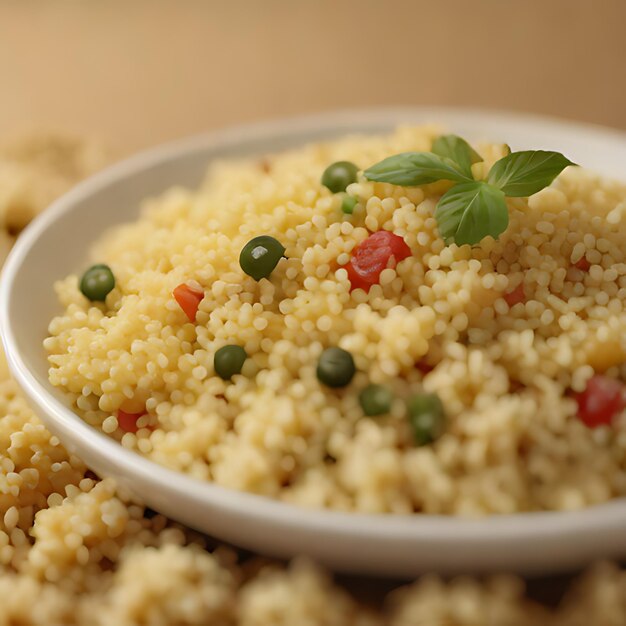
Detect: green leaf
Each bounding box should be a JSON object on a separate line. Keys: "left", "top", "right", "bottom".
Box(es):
{"left": 487, "top": 150, "right": 576, "bottom": 197}
{"left": 435, "top": 181, "right": 509, "bottom": 246}
{"left": 363, "top": 152, "right": 471, "bottom": 187}
{"left": 431, "top": 134, "right": 482, "bottom": 177}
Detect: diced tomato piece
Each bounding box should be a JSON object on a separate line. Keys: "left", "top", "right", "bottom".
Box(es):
{"left": 503, "top": 284, "right": 525, "bottom": 307}
{"left": 346, "top": 231, "right": 411, "bottom": 292}
{"left": 574, "top": 256, "right": 591, "bottom": 271}
{"left": 117, "top": 409, "right": 147, "bottom": 433}
{"left": 574, "top": 375, "right": 625, "bottom": 428}
{"left": 173, "top": 283, "right": 204, "bottom": 322}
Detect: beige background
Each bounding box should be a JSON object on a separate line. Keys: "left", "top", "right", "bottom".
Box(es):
{"left": 1, "top": 0, "right": 625, "bottom": 157}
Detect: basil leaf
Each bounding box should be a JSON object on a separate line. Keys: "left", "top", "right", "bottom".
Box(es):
{"left": 435, "top": 181, "right": 508, "bottom": 246}
{"left": 432, "top": 134, "right": 482, "bottom": 177}
{"left": 487, "top": 150, "right": 576, "bottom": 197}
{"left": 364, "top": 152, "right": 471, "bottom": 187}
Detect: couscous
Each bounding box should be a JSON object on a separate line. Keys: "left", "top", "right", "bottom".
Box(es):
{"left": 0, "top": 130, "right": 625, "bottom": 625}
{"left": 45, "top": 126, "right": 626, "bottom": 515}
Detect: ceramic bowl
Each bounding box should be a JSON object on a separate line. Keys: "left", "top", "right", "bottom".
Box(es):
{"left": 2, "top": 108, "right": 626, "bottom": 577}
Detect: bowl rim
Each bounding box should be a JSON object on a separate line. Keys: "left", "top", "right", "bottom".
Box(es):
{"left": 1, "top": 105, "right": 626, "bottom": 549}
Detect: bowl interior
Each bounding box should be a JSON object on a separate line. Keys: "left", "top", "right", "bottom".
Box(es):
{"left": 2, "top": 108, "right": 626, "bottom": 577}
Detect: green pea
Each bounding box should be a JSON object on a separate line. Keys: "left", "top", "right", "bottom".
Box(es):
{"left": 316, "top": 347, "right": 355, "bottom": 388}
{"left": 341, "top": 194, "right": 358, "bottom": 215}
{"left": 321, "top": 161, "right": 359, "bottom": 193}
{"left": 239, "top": 235, "right": 285, "bottom": 281}
{"left": 214, "top": 345, "right": 247, "bottom": 380}
{"left": 407, "top": 393, "right": 446, "bottom": 446}
{"left": 79, "top": 264, "right": 115, "bottom": 302}
{"left": 359, "top": 384, "right": 393, "bottom": 416}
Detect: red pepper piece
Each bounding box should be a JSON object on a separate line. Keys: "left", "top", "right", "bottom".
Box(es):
{"left": 117, "top": 409, "right": 147, "bottom": 433}
{"left": 574, "top": 375, "right": 625, "bottom": 428}
{"left": 574, "top": 256, "right": 591, "bottom": 271}
{"left": 415, "top": 360, "right": 434, "bottom": 375}
{"left": 346, "top": 231, "right": 411, "bottom": 292}
{"left": 504, "top": 284, "right": 525, "bottom": 307}
{"left": 173, "top": 283, "right": 204, "bottom": 322}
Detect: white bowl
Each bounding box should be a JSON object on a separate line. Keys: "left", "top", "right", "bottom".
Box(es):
{"left": 2, "top": 108, "right": 626, "bottom": 577}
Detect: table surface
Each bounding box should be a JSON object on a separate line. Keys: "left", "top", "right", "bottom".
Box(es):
{"left": 1, "top": 0, "right": 624, "bottom": 606}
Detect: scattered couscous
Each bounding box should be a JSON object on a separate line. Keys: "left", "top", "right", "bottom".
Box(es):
{"left": 45, "top": 126, "right": 626, "bottom": 515}
{"left": 0, "top": 130, "right": 625, "bottom": 625}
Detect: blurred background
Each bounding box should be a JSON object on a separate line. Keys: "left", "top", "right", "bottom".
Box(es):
{"left": 1, "top": 0, "right": 625, "bottom": 157}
